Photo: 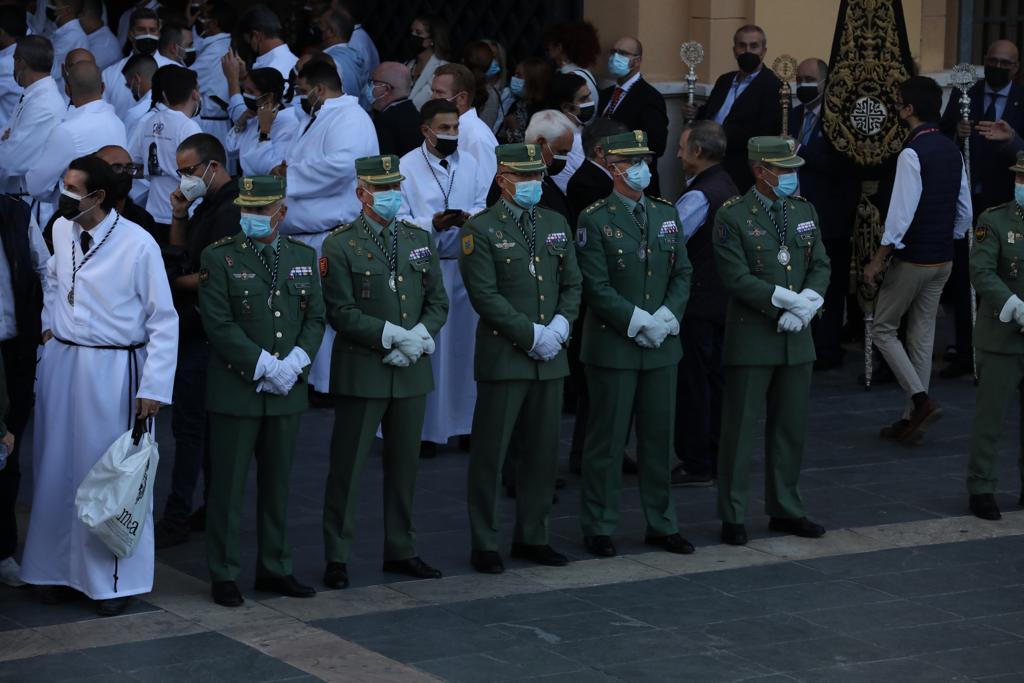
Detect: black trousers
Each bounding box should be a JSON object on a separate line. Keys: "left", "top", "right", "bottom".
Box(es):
{"left": 0, "top": 338, "right": 36, "bottom": 560}
{"left": 812, "top": 236, "right": 853, "bottom": 365}
{"left": 674, "top": 317, "right": 724, "bottom": 477}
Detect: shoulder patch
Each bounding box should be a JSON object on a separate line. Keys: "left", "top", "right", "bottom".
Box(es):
{"left": 716, "top": 222, "right": 729, "bottom": 244}
{"left": 461, "top": 234, "right": 475, "bottom": 255}
{"left": 198, "top": 267, "right": 209, "bottom": 283}
{"left": 319, "top": 256, "right": 329, "bottom": 277}
{"left": 584, "top": 197, "right": 608, "bottom": 214}
{"left": 975, "top": 225, "right": 988, "bottom": 242}
{"left": 576, "top": 227, "right": 588, "bottom": 248}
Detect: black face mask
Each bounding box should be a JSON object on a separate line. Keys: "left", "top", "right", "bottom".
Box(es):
{"left": 432, "top": 132, "right": 458, "bottom": 156}
{"left": 578, "top": 102, "right": 595, "bottom": 124}
{"left": 310, "top": 25, "right": 323, "bottom": 45}
{"left": 985, "top": 65, "right": 1012, "bottom": 91}
{"left": 405, "top": 34, "right": 426, "bottom": 59}
{"left": 183, "top": 48, "right": 197, "bottom": 68}
{"left": 57, "top": 193, "right": 84, "bottom": 220}
{"left": 548, "top": 156, "right": 568, "bottom": 176}
{"left": 134, "top": 35, "right": 158, "bottom": 56}
{"left": 243, "top": 94, "right": 261, "bottom": 112}
{"left": 796, "top": 84, "right": 819, "bottom": 105}
{"left": 299, "top": 94, "right": 314, "bottom": 116}
{"left": 45, "top": 6, "right": 57, "bottom": 22}
{"left": 736, "top": 52, "right": 761, "bottom": 74}
{"left": 111, "top": 173, "right": 133, "bottom": 202}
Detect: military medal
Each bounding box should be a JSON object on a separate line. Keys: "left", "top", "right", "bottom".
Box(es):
{"left": 247, "top": 236, "right": 281, "bottom": 309}
{"left": 528, "top": 260, "right": 536, "bottom": 277}
{"left": 67, "top": 213, "right": 120, "bottom": 307}
{"left": 388, "top": 273, "right": 397, "bottom": 292}
{"left": 754, "top": 194, "right": 790, "bottom": 268}
{"left": 361, "top": 216, "right": 399, "bottom": 293}
{"left": 637, "top": 245, "right": 647, "bottom": 261}
{"left": 504, "top": 199, "right": 538, "bottom": 278}
{"left": 777, "top": 246, "right": 791, "bottom": 266}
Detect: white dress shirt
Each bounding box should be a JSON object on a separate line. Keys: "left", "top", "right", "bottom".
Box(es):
{"left": 603, "top": 70, "right": 641, "bottom": 116}
{"left": 193, "top": 32, "right": 232, "bottom": 144}
{"left": 0, "top": 76, "right": 64, "bottom": 194}
{"left": 225, "top": 105, "right": 300, "bottom": 176}
{"left": 350, "top": 25, "right": 380, "bottom": 80}
{"left": 0, "top": 43, "right": 21, "bottom": 130}
{"left": 407, "top": 54, "right": 447, "bottom": 110}
{"left": 86, "top": 25, "right": 122, "bottom": 70}
{"left": 282, "top": 94, "right": 378, "bottom": 234}
{"left": 675, "top": 189, "right": 710, "bottom": 242}
{"left": 882, "top": 146, "right": 973, "bottom": 250}
{"left": 51, "top": 19, "right": 90, "bottom": 91}
{"left": 550, "top": 130, "right": 584, "bottom": 193}
{"left": 103, "top": 51, "right": 176, "bottom": 121}
{"left": 130, "top": 106, "right": 202, "bottom": 223}
{"left": 254, "top": 43, "right": 298, "bottom": 80}
{"left": 25, "top": 98, "right": 127, "bottom": 201}
{"left": 0, "top": 213, "right": 50, "bottom": 341}
{"left": 713, "top": 69, "right": 760, "bottom": 124}
{"left": 457, "top": 107, "right": 499, "bottom": 184}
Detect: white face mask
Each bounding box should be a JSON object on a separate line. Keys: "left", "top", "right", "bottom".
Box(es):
{"left": 179, "top": 163, "right": 212, "bottom": 201}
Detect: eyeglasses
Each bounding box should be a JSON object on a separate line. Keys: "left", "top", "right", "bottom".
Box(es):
{"left": 986, "top": 58, "right": 1018, "bottom": 68}
{"left": 370, "top": 79, "right": 393, "bottom": 89}
{"left": 176, "top": 160, "right": 209, "bottom": 178}
{"left": 609, "top": 48, "right": 638, "bottom": 58}
{"left": 110, "top": 162, "right": 143, "bottom": 178}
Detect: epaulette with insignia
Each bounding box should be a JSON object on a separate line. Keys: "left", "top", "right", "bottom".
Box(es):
{"left": 399, "top": 218, "right": 425, "bottom": 232}
{"left": 721, "top": 195, "right": 743, "bottom": 208}
{"left": 790, "top": 194, "right": 809, "bottom": 202}
{"left": 584, "top": 197, "right": 608, "bottom": 214}
{"left": 650, "top": 196, "right": 674, "bottom": 206}
{"left": 330, "top": 222, "right": 353, "bottom": 235}
{"left": 286, "top": 236, "right": 315, "bottom": 253}
{"left": 210, "top": 236, "right": 233, "bottom": 248}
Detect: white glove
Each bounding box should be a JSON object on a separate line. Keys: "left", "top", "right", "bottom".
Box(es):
{"left": 653, "top": 306, "right": 680, "bottom": 335}
{"left": 529, "top": 323, "right": 562, "bottom": 361}
{"left": 411, "top": 323, "right": 435, "bottom": 355}
{"left": 266, "top": 357, "right": 299, "bottom": 394}
{"left": 627, "top": 306, "right": 655, "bottom": 338}
{"left": 772, "top": 285, "right": 816, "bottom": 324}
{"left": 282, "top": 347, "right": 311, "bottom": 375}
{"left": 634, "top": 330, "right": 658, "bottom": 348}
{"left": 777, "top": 311, "right": 805, "bottom": 333}
{"left": 1000, "top": 295, "right": 1024, "bottom": 327}
{"left": 390, "top": 325, "right": 425, "bottom": 363}
{"left": 253, "top": 350, "right": 289, "bottom": 395}
{"left": 382, "top": 349, "right": 412, "bottom": 367}
{"left": 547, "top": 314, "right": 570, "bottom": 344}
{"left": 637, "top": 316, "right": 670, "bottom": 348}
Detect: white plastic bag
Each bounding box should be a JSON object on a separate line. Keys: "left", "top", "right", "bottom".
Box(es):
{"left": 75, "top": 428, "right": 159, "bottom": 559}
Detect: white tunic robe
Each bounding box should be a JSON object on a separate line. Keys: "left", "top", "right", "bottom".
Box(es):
{"left": 21, "top": 210, "right": 178, "bottom": 600}
{"left": 398, "top": 144, "right": 488, "bottom": 443}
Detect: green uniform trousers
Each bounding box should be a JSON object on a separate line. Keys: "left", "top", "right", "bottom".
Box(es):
{"left": 323, "top": 394, "right": 426, "bottom": 563}
{"left": 207, "top": 413, "right": 299, "bottom": 583}
{"left": 580, "top": 364, "right": 679, "bottom": 537}
{"left": 717, "top": 363, "right": 812, "bottom": 524}
{"left": 468, "top": 378, "right": 562, "bottom": 551}
{"left": 968, "top": 350, "right": 1024, "bottom": 495}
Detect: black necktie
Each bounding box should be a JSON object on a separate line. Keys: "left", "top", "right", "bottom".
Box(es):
{"left": 439, "top": 159, "right": 449, "bottom": 170}
{"left": 985, "top": 93, "right": 1003, "bottom": 121}
{"left": 80, "top": 231, "right": 92, "bottom": 254}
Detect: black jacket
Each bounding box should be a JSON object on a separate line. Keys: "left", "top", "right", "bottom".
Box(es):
{"left": 566, "top": 159, "right": 613, "bottom": 226}
{"left": 598, "top": 75, "right": 669, "bottom": 196}
{"left": 699, "top": 68, "right": 783, "bottom": 192}
{"left": 940, "top": 80, "right": 1024, "bottom": 216}
{"left": 789, "top": 103, "right": 859, "bottom": 243}
{"left": 373, "top": 99, "right": 424, "bottom": 157}
{"left": 682, "top": 164, "right": 738, "bottom": 323}
{"left": 0, "top": 196, "right": 42, "bottom": 344}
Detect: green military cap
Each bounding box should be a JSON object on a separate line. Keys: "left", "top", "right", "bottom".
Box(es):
{"left": 601, "top": 130, "right": 653, "bottom": 157}
{"left": 355, "top": 154, "right": 404, "bottom": 185}
{"left": 747, "top": 136, "right": 804, "bottom": 168}
{"left": 233, "top": 175, "right": 286, "bottom": 207}
{"left": 1010, "top": 151, "right": 1024, "bottom": 173}
{"left": 495, "top": 143, "right": 547, "bottom": 172}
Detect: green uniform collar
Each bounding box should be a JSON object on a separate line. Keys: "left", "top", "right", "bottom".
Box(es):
{"left": 614, "top": 191, "right": 642, "bottom": 212}
{"left": 500, "top": 197, "right": 531, "bottom": 224}
{"left": 252, "top": 235, "right": 280, "bottom": 253}
{"left": 362, "top": 212, "right": 395, "bottom": 236}
{"left": 754, "top": 188, "right": 783, "bottom": 210}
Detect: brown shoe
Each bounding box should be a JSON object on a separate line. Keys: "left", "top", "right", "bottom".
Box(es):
{"left": 901, "top": 399, "right": 942, "bottom": 442}
{"left": 880, "top": 419, "right": 912, "bottom": 440}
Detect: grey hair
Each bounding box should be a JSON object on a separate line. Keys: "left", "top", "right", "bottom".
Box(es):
{"left": 684, "top": 120, "right": 727, "bottom": 162}
{"left": 525, "top": 109, "right": 576, "bottom": 144}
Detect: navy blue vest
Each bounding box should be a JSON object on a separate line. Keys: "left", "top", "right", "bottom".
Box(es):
{"left": 684, "top": 164, "right": 739, "bottom": 322}
{"left": 897, "top": 124, "right": 963, "bottom": 264}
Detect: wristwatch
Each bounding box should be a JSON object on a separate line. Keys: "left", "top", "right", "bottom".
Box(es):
{"left": 259, "top": 132, "right": 271, "bottom": 142}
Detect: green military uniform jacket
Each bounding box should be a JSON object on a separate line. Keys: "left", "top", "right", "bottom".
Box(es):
{"left": 576, "top": 192, "right": 692, "bottom": 369}
{"left": 321, "top": 215, "right": 448, "bottom": 399}
{"left": 458, "top": 201, "right": 582, "bottom": 382}
{"left": 971, "top": 201, "right": 1024, "bottom": 355}
{"left": 198, "top": 232, "right": 326, "bottom": 416}
{"left": 713, "top": 189, "right": 830, "bottom": 366}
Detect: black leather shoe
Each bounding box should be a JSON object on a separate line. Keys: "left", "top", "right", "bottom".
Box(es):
{"left": 382, "top": 557, "right": 442, "bottom": 579}
{"left": 939, "top": 360, "right": 973, "bottom": 379}
{"left": 769, "top": 516, "right": 826, "bottom": 538}
{"left": 37, "top": 585, "right": 80, "bottom": 604}
{"left": 323, "top": 562, "right": 349, "bottom": 589}
{"left": 645, "top": 533, "right": 695, "bottom": 554}
{"left": 584, "top": 535, "right": 616, "bottom": 557}
{"left": 153, "top": 517, "right": 189, "bottom": 549}
{"left": 96, "top": 596, "right": 132, "bottom": 617}
{"left": 470, "top": 550, "right": 504, "bottom": 574}
{"left": 211, "top": 580, "right": 244, "bottom": 607}
{"left": 189, "top": 505, "right": 206, "bottom": 532}
{"left": 253, "top": 574, "right": 316, "bottom": 598}
{"left": 970, "top": 493, "right": 1002, "bottom": 520}
{"left": 510, "top": 543, "right": 568, "bottom": 566}
{"left": 721, "top": 522, "right": 748, "bottom": 546}
{"left": 420, "top": 441, "right": 438, "bottom": 459}
{"left": 622, "top": 455, "right": 638, "bottom": 474}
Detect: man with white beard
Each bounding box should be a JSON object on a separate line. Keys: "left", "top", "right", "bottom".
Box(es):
{"left": 20, "top": 155, "right": 178, "bottom": 617}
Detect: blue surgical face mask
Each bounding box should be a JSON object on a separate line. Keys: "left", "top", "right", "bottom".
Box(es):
{"left": 608, "top": 52, "right": 632, "bottom": 78}
{"left": 619, "top": 161, "right": 651, "bottom": 192}
{"left": 240, "top": 209, "right": 277, "bottom": 239}
{"left": 510, "top": 178, "right": 542, "bottom": 208}
{"left": 485, "top": 59, "right": 501, "bottom": 78}
{"left": 1015, "top": 182, "right": 1024, "bottom": 208}
{"left": 509, "top": 76, "right": 525, "bottom": 97}
{"left": 371, "top": 189, "right": 403, "bottom": 222}
{"left": 772, "top": 170, "right": 799, "bottom": 198}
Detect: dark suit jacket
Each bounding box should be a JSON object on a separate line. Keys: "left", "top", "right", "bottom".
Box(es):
{"left": 598, "top": 75, "right": 668, "bottom": 196}
{"left": 373, "top": 98, "right": 424, "bottom": 157}
{"left": 789, "top": 103, "right": 859, "bottom": 244}
{"left": 940, "top": 81, "right": 1024, "bottom": 215}
{"left": 698, "top": 68, "right": 783, "bottom": 192}
{"left": 566, "top": 159, "right": 613, "bottom": 226}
